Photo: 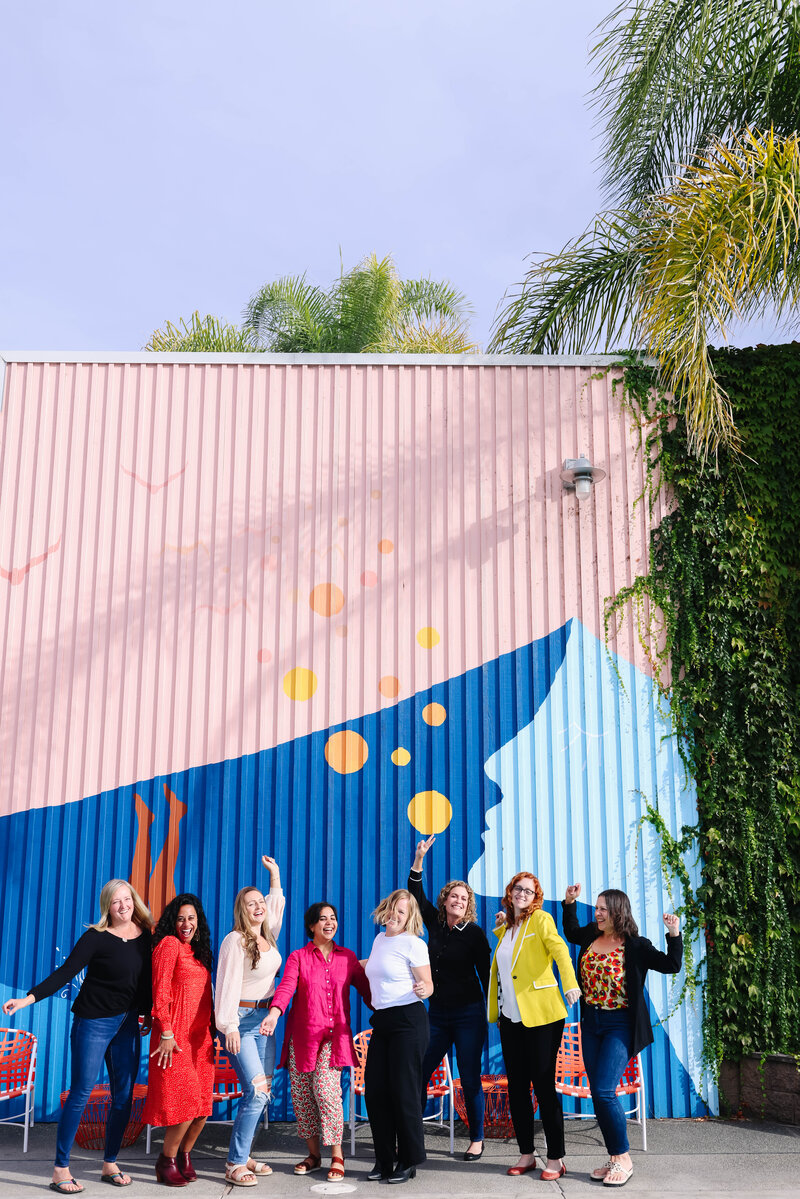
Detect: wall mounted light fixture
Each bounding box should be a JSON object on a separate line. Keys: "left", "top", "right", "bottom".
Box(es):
{"left": 560, "top": 455, "right": 606, "bottom": 502}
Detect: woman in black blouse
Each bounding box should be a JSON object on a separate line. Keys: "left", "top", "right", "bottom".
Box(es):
{"left": 562, "top": 885, "right": 682, "bottom": 1188}
{"left": 408, "top": 835, "right": 491, "bottom": 1162}
{"left": 3, "top": 879, "right": 153, "bottom": 1194}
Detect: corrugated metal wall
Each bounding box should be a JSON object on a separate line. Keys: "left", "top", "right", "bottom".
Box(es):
{"left": 0, "top": 354, "right": 712, "bottom": 1123}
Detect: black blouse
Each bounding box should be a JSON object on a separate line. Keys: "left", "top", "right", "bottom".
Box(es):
{"left": 407, "top": 871, "right": 491, "bottom": 1008}
{"left": 29, "top": 927, "right": 153, "bottom": 1019}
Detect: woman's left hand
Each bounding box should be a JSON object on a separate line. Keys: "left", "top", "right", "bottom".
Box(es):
{"left": 494, "top": 910, "right": 505, "bottom": 927}
{"left": 260, "top": 1009, "right": 279, "bottom": 1036}
{"left": 412, "top": 979, "right": 432, "bottom": 998}
{"left": 663, "top": 913, "right": 680, "bottom": 937}
{"left": 564, "top": 988, "right": 581, "bottom": 1006}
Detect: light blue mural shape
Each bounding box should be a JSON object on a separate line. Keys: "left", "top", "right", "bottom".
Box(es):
{"left": 468, "top": 618, "right": 715, "bottom": 1113}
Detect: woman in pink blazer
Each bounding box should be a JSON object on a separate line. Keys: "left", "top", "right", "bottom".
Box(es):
{"left": 261, "top": 902, "right": 371, "bottom": 1183}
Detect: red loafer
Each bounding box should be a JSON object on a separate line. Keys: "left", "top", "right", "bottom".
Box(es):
{"left": 507, "top": 1162, "right": 537, "bottom": 1176}
{"left": 541, "top": 1161, "right": 567, "bottom": 1181}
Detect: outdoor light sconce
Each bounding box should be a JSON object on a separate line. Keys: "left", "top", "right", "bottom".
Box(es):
{"left": 560, "top": 455, "right": 606, "bottom": 502}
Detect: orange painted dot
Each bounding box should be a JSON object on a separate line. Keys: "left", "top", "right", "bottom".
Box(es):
{"left": 422, "top": 702, "right": 446, "bottom": 726}
{"left": 417, "top": 626, "right": 441, "bottom": 649}
{"left": 283, "top": 667, "right": 318, "bottom": 701}
{"left": 379, "top": 676, "right": 400, "bottom": 698}
{"left": 338, "top": 516, "right": 348, "bottom": 527}
{"left": 272, "top": 535, "right": 281, "bottom": 544}
{"left": 325, "top": 730, "right": 369, "bottom": 774}
{"left": 261, "top": 554, "right": 278, "bottom": 571}
{"left": 392, "top": 747, "right": 411, "bottom": 767}
{"left": 371, "top": 489, "right": 382, "bottom": 500}
{"left": 361, "top": 570, "right": 378, "bottom": 588}
{"left": 335, "top": 625, "right": 348, "bottom": 638}
{"left": 257, "top": 648, "right": 272, "bottom": 665}
{"left": 309, "top": 583, "right": 345, "bottom": 617}
{"left": 378, "top": 539, "right": 394, "bottom": 554}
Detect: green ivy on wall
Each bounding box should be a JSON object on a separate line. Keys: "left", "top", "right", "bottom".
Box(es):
{"left": 607, "top": 345, "right": 800, "bottom": 1073}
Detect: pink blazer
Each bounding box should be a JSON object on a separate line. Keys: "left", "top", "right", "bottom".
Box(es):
{"left": 271, "top": 941, "right": 371, "bottom": 1072}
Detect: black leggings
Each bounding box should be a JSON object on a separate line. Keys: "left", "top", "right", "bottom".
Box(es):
{"left": 499, "top": 1014, "right": 565, "bottom": 1159}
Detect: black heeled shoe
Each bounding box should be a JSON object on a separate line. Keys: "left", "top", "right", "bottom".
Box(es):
{"left": 367, "top": 1163, "right": 392, "bottom": 1181}
{"left": 386, "top": 1164, "right": 416, "bottom": 1184}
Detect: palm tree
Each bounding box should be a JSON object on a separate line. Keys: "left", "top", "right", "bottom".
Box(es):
{"left": 243, "top": 253, "right": 477, "bottom": 353}
{"left": 491, "top": 0, "right": 800, "bottom": 461}
{"left": 145, "top": 312, "right": 259, "bottom": 352}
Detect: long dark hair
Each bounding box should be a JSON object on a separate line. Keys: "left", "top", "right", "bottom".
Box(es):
{"left": 152, "top": 892, "right": 213, "bottom": 971}
{"left": 599, "top": 889, "right": 639, "bottom": 938}
{"left": 304, "top": 901, "right": 338, "bottom": 938}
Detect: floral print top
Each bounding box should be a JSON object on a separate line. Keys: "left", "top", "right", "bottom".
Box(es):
{"left": 580, "top": 943, "right": 629, "bottom": 1009}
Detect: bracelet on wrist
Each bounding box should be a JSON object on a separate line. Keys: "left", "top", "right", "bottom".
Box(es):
{"left": 160, "top": 1032, "right": 174, "bottom": 1040}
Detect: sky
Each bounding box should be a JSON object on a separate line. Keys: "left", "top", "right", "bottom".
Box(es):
{"left": 1, "top": 1, "right": 782, "bottom": 351}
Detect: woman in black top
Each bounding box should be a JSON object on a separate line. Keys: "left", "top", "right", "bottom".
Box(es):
{"left": 3, "top": 878, "right": 153, "bottom": 1194}
{"left": 408, "top": 835, "right": 491, "bottom": 1162}
{"left": 562, "top": 885, "right": 682, "bottom": 1188}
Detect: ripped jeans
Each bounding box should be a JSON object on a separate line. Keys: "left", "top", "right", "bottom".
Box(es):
{"left": 227, "top": 1007, "right": 275, "bottom": 1165}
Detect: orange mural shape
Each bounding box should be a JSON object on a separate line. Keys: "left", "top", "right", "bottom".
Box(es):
{"left": 130, "top": 784, "right": 187, "bottom": 920}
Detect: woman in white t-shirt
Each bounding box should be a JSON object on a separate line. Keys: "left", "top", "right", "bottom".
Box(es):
{"left": 363, "top": 889, "right": 433, "bottom": 1184}
{"left": 215, "top": 856, "right": 284, "bottom": 1188}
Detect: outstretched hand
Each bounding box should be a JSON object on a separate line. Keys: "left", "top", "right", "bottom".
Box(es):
{"left": 663, "top": 913, "right": 680, "bottom": 937}
{"left": 412, "top": 834, "right": 436, "bottom": 870}
{"left": 564, "top": 884, "right": 581, "bottom": 903}
{"left": 262, "top": 855, "right": 280, "bottom": 878}
{"left": 2, "top": 995, "right": 33, "bottom": 1016}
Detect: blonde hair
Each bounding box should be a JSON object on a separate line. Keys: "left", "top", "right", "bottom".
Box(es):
{"left": 89, "top": 879, "right": 153, "bottom": 932}
{"left": 233, "top": 887, "right": 277, "bottom": 969}
{"left": 372, "top": 889, "right": 423, "bottom": 937}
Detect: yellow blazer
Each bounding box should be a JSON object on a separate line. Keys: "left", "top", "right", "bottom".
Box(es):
{"left": 488, "top": 909, "right": 579, "bottom": 1028}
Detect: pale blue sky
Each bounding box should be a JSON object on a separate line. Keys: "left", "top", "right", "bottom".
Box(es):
{"left": 1, "top": 1, "right": 779, "bottom": 350}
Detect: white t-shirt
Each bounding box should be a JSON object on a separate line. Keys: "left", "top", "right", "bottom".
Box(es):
{"left": 365, "top": 931, "right": 429, "bottom": 1010}
{"left": 495, "top": 924, "right": 523, "bottom": 1023}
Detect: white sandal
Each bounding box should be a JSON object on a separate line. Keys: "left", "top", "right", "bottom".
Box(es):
{"left": 591, "top": 1158, "right": 614, "bottom": 1180}
{"left": 246, "top": 1158, "right": 272, "bottom": 1176}
{"left": 225, "top": 1163, "right": 258, "bottom": 1187}
{"left": 603, "top": 1162, "right": 633, "bottom": 1187}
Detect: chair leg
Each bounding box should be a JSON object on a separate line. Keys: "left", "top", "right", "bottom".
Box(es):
{"left": 350, "top": 1088, "right": 355, "bottom": 1157}
{"left": 146, "top": 1124, "right": 151, "bottom": 1154}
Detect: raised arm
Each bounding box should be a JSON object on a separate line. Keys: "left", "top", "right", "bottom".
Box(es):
{"left": 262, "top": 856, "right": 285, "bottom": 939}
{"left": 407, "top": 836, "right": 438, "bottom": 926}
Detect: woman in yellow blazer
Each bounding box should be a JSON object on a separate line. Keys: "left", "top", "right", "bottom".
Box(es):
{"left": 489, "top": 872, "right": 581, "bottom": 1181}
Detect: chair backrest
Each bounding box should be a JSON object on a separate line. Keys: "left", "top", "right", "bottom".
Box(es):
{"left": 212, "top": 1038, "right": 242, "bottom": 1100}
{"left": 0, "top": 1029, "right": 36, "bottom": 1099}
{"left": 555, "top": 1022, "right": 591, "bottom": 1097}
{"left": 351, "top": 1029, "right": 372, "bottom": 1096}
{"left": 426, "top": 1058, "right": 450, "bottom": 1096}
{"left": 616, "top": 1053, "right": 642, "bottom": 1095}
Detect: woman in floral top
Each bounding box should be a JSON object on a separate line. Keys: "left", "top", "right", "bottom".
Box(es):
{"left": 562, "top": 886, "right": 682, "bottom": 1189}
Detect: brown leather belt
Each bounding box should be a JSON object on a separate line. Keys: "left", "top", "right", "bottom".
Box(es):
{"left": 239, "top": 999, "right": 272, "bottom": 1009}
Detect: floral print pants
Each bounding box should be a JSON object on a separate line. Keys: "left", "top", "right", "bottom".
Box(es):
{"left": 288, "top": 1038, "right": 344, "bottom": 1145}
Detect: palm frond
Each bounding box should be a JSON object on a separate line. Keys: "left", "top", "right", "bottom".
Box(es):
{"left": 489, "top": 210, "right": 645, "bottom": 353}
{"left": 145, "top": 312, "right": 259, "bottom": 353}
{"left": 243, "top": 275, "right": 333, "bottom": 352}
{"left": 636, "top": 128, "right": 800, "bottom": 460}
{"left": 331, "top": 254, "right": 401, "bottom": 352}
{"left": 369, "top": 317, "right": 479, "bottom": 354}
{"left": 592, "top": 0, "right": 800, "bottom": 204}
{"left": 397, "top": 278, "right": 472, "bottom": 322}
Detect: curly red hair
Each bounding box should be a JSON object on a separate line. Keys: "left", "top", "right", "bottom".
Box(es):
{"left": 501, "top": 871, "right": 544, "bottom": 926}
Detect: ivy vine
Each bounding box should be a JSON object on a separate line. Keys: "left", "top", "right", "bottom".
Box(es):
{"left": 605, "top": 345, "right": 800, "bottom": 1076}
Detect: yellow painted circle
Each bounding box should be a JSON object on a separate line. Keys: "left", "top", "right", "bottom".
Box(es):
{"left": 283, "top": 667, "right": 318, "bottom": 701}
{"left": 422, "top": 702, "right": 446, "bottom": 726}
{"left": 325, "top": 730, "right": 369, "bottom": 774}
{"left": 391, "top": 747, "right": 411, "bottom": 767}
{"left": 407, "top": 790, "right": 452, "bottom": 834}
{"left": 416, "top": 626, "right": 440, "bottom": 649}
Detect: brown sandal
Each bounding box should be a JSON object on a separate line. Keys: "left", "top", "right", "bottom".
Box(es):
{"left": 293, "top": 1154, "right": 322, "bottom": 1176}
{"left": 327, "top": 1156, "right": 345, "bottom": 1181}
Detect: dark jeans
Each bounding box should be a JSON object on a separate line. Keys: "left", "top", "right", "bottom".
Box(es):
{"left": 56, "top": 1010, "right": 141, "bottom": 1168}
{"left": 422, "top": 999, "right": 487, "bottom": 1141}
{"left": 498, "top": 1014, "right": 565, "bottom": 1159}
{"left": 366, "top": 1003, "right": 429, "bottom": 1171}
{"left": 581, "top": 1005, "right": 635, "bottom": 1156}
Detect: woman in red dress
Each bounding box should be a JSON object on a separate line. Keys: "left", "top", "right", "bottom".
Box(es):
{"left": 143, "top": 893, "right": 216, "bottom": 1188}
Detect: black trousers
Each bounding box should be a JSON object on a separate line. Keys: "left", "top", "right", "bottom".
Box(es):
{"left": 365, "top": 1003, "right": 429, "bottom": 1170}
{"left": 499, "top": 1014, "right": 565, "bottom": 1159}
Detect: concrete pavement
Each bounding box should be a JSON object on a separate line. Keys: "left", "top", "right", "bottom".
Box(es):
{"left": 1, "top": 1117, "right": 799, "bottom": 1199}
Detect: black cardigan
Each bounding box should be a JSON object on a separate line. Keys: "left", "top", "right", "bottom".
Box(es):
{"left": 561, "top": 901, "right": 683, "bottom": 1058}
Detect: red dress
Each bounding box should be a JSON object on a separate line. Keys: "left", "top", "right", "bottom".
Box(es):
{"left": 142, "top": 937, "right": 215, "bottom": 1126}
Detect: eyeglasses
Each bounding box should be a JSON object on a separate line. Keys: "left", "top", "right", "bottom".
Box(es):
{"left": 512, "top": 886, "right": 536, "bottom": 898}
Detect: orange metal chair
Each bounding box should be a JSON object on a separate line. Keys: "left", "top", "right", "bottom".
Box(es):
{"left": 61, "top": 1084, "right": 148, "bottom": 1151}
{"left": 453, "top": 1073, "right": 537, "bottom": 1139}
{"left": 0, "top": 1028, "right": 37, "bottom": 1152}
{"left": 146, "top": 1037, "right": 249, "bottom": 1153}
{"left": 348, "top": 1030, "right": 454, "bottom": 1157}
{"left": 555, "top": 1021, "right": 647, "bottom": 1150}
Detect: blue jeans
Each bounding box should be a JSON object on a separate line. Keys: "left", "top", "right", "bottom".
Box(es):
{"left": 581, "top": 1006, "right": 635, "bottom": 1156}
{"left": 227, "top": 1007, "right": 276, "bottom": 1165}
{"left": 422, "top": 999, "right": 487, "bottom": 1141}
{"left": 55, "top": 1010, "right": 141, "bottom": 1168}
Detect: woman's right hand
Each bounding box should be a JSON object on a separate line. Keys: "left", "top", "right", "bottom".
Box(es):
{"left": 225, "top": 1029, "right": 241, "bottom": 1055}
{"left": 2, "top": 995, "right": 34, "bottom": 1016}
{"left": 564, "top": 884, "right": 582, "bottom": 903}
{"left": 412, "top": 834, "right": 435, "bottom": 871}
{"left": 494, "top": 910, "right": 505, "bottom": 927}
{"left": 150, "top": 1034, "right": 182, "bottom": 1068}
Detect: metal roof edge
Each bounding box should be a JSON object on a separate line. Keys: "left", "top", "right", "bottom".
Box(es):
{"left": 0, "top": 351, "right": 656, "bottom": 367}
